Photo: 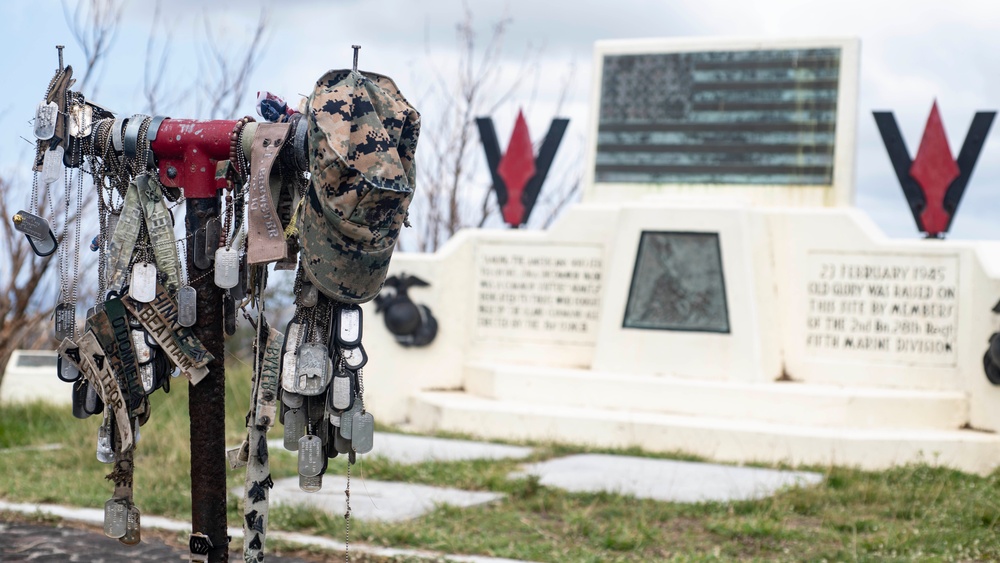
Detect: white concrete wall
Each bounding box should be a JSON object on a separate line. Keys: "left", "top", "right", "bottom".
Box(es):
{"left": 366, "top": 200, "right": 1000, "bottom": 433}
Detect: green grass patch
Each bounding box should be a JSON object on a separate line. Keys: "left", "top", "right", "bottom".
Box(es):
{"left": 3, "top": 370, "right": 1000, "bottom": 561}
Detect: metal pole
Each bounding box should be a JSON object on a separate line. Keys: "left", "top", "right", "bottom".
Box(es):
{"left": 186, "top": 197, "right": 229, "bottom": 563}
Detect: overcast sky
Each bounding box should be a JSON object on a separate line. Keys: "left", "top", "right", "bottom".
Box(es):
{"left": 3, "top": 0, "right": 1000, "bottom": 240}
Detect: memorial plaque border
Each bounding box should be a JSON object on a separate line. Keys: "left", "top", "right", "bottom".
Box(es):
{"left": 622, "top": 230, "right": 730, "bottom": 334}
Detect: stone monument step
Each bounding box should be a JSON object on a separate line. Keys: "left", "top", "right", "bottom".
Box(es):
{"left": 464, "top": 362, "right": 969, "bottom": 430}
{"left": 409, "top": 390, "right": 1000, "bottom": 476}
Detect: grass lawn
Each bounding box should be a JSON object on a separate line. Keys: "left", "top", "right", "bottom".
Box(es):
{"left": 2, "top": 365, "right": 1000, "bottom": 562}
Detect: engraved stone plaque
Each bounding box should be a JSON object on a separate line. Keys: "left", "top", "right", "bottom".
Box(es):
{"left": 474, "top": 243, "right": 603, "bottom": 345}
{"left": 623, "top": 231, "right": 729, "bottom": 333}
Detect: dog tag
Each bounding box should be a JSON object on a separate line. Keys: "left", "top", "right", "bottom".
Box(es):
{"left": 205, "top": 217, "right": 221, "bottom": 257}
{"left": 334, "top": 428, "right": 352, "bottom": 454}
{"left": 54, "top": 302, "right": 76, "bottom": 341}
{"left": 330, "top": 370, "right": 353, "bottom": 411}
{"left": 339, "top": 401, "right": 362, "bottom": 440}
{"left": 13, "top": 210, "right": 52, "bottom": 240}
{"left": 283, "top": 407, "right": 306, "bottom": 450}
{"left": 34, "top": 101, "right": 58, "bottom": 140}
{"left": 120, "top": 505, "right": 141, "bottom": 546}
{"left": 227, "top": 440, "right": 250, "bottom": 469}
{"left": 281, "top": 322, "right": 302, "bottom": 393}
{"left": 299, "top": 284, "right": 318, "bottom": 308}
{"left": 177, "top": 285, "right": 197, "bottom": 327}
{"left": 104, "top": 498, "right": 128, "bottom": 539}
{"left": 97, "top": 422, "right": 115, "bottom": 464}
{"left": 139, "top": 362, "right": 155, "bottom": 393}
{"left": 193, "top": 225, "right": 210, "bottom": 270}
{"left": 72, "top": 380, "right": 89, "bottom": 419}
{"left": 342, "top": 345, "right": 368, "bottom": 371}
{"left": 130, "top": 263, "right": 157, "bottom": 303}
{"left": 68, "top": 103, "right": 94, "bottom": 138}
{"left": 131, "top": 329, "right": 152, "bottom": 363}
{"left": 337, "top": 306, "right": 362, "bottom": 347}
{"left": 352, "top": 412, "right": 375, "bottom": 454}
{"left": 214, "top": 247, "right": 239, "bottom": 289}
{"left": 299, "top": 473, "right": 322, "bottom": 493}
{"left": 42, "top": 147, "right": 64, "bottom": 185}
{"left": 58, "top": 355, "right": 81, "bottom": 382}
{"left": 84, "top": 379, "right": 104, "bottom": 416}
{"left": 298, "top": 434, "right": 324, "bottom": 477}
{"left": 281, "top": 390, "right": 303, "bottom": 409}
{"left": 13, "top": 211, "right": 58, "bottom": 257}
{"left": 294, "top": 343, "right": 331, "bottom": 396}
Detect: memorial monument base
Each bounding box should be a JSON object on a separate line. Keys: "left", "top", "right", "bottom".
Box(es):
{"left": 362, "top": 198, "right": 1000, "bottom": 475}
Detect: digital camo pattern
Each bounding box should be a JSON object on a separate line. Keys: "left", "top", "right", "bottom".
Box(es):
{"left": 623, "top": 231, "right": 730, "bottom": 333}
{"left": 300, "top": 69, "right": 420, "bottom": 304}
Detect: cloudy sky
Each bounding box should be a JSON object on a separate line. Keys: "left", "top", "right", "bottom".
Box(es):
{"left": 2, "top": 0, "right": 1000, "bottom": 240}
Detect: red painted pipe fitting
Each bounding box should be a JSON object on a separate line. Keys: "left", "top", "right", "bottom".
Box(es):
{"left": 150, "top": 119, "right": 237, "bottom": 199}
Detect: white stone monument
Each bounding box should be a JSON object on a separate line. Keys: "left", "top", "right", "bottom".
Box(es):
{"left": 363, "top": 37, "right": 1000, "bottom": 475}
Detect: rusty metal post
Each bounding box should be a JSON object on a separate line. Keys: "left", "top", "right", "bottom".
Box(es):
{"left": 186, "top": 197, "right": 229, "bottom": 563}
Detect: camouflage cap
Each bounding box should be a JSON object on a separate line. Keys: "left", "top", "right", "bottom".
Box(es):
{"left": 300, "top": 69, "right": 420, "bottom": 304}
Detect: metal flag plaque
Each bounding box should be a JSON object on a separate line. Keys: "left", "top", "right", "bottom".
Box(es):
{"left": 873, "top": 102, "right": 995, "bottom": 238}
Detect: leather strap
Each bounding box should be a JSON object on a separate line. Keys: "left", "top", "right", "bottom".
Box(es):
{"left": 246, "top": 122, "right": 291, "bottom": 265}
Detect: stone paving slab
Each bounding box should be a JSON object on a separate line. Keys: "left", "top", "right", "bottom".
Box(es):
{"left": 513, "top": 454, "right": 823, "bottom": 502}
{"left": 268, "top": 432, "right": 532, "bottom": 465}
{"left": 252, "top": 476, "right": 504, "bottom": 522}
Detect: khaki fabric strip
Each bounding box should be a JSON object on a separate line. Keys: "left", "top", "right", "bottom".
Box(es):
{"left": 106, "top": 181, "right": 143, "bottom": 293}
{"left": 60, "top": 334, "right": 134, "bottom": 452}
{"left": 247, "top": 122, "right": 291, "bottom": 265}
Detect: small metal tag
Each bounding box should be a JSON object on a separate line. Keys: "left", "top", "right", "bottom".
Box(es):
{"left": 334, "top": 428, "right": 352, "bottom": 454}
{"left": 42, "top": 146, "right": 65, "bottom": 185}
{"left": 342, "top": 345, "right": 368, "bottom": 371}
{"left": 120, "top": 505, "right": 141, "bottom": 546}
{"left": 339, "top": 401, "right": 362, "bottom": 440}
{"left": 54, "top": 302, "right": 76, "bottom": 341}
{"left": 299, "top": 473, "right": 322, "bottom": 493}
{"left": 297, "top": 434, "right": 324, "bottom": 477}
{"left": 103, "top": 498, "right": 128, "bottom": 539}
{"left": 352, "top": 412, "right": 375, "bottom": 454}
{"left": 177, "top": 285, "right": 197, "bottom": 327}
{"left": 33, "top": 101, "right": 58, "bottom": 140}
{"left": 68, "top": 103, "right": 94, "bottom": 138}
{"left": 281, "top": 322, "right": 302, "bottom": 393}
{"left": 58, "top": 355, "right": 81, "bottom": 383}
{"left": 83, "top": 385, "right": 104, "bottom": 415}
{"left": 227, "top": 440, "right": 249, "bottom": 469}
{"left": 13, "top": 210, "right": 52, "bottom": 240}
{"left": 214, "top": 248, "right": 239, "bottom": 289}
{"left": 294, "top": 343, "right": 331, "bottom": 396}
{"left": 299, "top": 283, "right": 318, "bottom": 308}
{"left": 72, "top": 380, "right": 89, "bottom": 419}
{"left": 97, "top": 422, "right": 115, "bottom": 464}
{"left": 337, "top": 306, "right": 362, "bottom": 346}
{"left": 283, "top": 407, "right": 306, "bottom": 451}
{"left": 139, "top": 362, "right": 155, "bottom": 393}
{"left": 132, "top": 329, "right": 152, "bottom": 363}
{"left": 281, "top": 390, "right": 303, "bottom": 409}
{"left": 330, "top": 371, "right": 353, "bottom": 411}
{"left": 130, "top": 263, "right": 157, "bottom": 303}
{"left": 204, "top": 218, "right": 221, "bottom": 257}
